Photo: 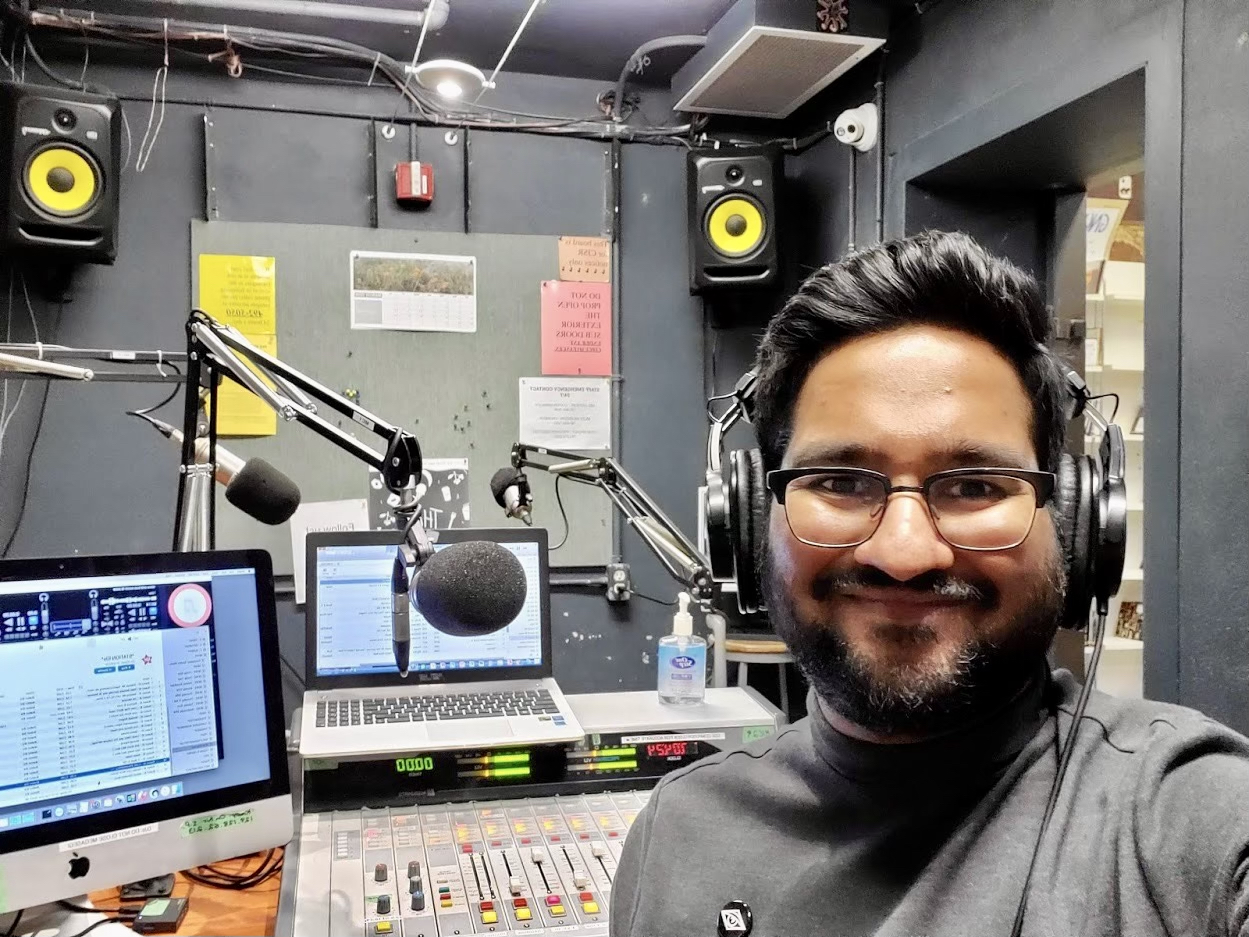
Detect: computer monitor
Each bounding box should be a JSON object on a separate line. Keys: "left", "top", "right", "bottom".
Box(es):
{"left": 0, "top": 550, "right": 292, "bottom": 914}
{"left": 305, "top": 529, "right": 551, "bottom": 687}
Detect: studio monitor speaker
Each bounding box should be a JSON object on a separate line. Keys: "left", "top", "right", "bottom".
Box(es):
{"left": 0, "top": 81, "right": 120, "bottom": 264}
{"left": 688, "top": 148, "right": 778, "bottom": 293}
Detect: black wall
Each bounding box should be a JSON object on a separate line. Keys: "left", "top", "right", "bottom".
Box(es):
{"left": 0, "top": 65, "right": 707, "bottom": 719}
{"left": 783, "top": 0, "right": 1249, "bottom": 735}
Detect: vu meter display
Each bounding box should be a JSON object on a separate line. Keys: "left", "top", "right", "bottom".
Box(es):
{"left": 393, "top": 751, "right": 533, "bottom": 781}
{"left": 568, "top": 746, "right": 638, "bottom": 775}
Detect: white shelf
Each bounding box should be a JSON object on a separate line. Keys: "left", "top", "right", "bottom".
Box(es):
{"left": 1085, "top": 363, "right": 1144, "bottom": 374}
{"left": 1099, "top": 635, "right": 1143, "bottom": 652}
{"left": 1121, "top": 569, "right": 1144, "bottom": 582}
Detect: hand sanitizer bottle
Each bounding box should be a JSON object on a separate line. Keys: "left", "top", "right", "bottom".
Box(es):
{"left": 657, "top": 592, "right": 706, "bottom": 705}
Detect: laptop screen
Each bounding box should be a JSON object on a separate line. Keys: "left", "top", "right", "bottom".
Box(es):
{"left": 313, "top": 539, "right": 544, "bottom": 678}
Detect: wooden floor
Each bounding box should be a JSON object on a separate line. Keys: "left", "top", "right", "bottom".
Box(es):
{"left": 89, "top": 850, "right": 282, "bottom": 937}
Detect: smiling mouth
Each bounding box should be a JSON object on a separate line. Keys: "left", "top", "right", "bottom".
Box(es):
{"left": 839, "top": 590, "right": 969, "bottom": 608}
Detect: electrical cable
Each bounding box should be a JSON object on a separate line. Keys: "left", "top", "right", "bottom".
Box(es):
{"left": 279, "top": 652, "right": 305, "bottom": 688}
{"left": 631, "top": 591, "right": 677, "bottom": 607}
{"left": 549, "top": 473, "right": 570, "bottom": 551}
{"left": 65, "top": 917, "right": 125, "bottom": 937}
{"left": 1008, "top": 611, "right": 1108, "bottom": 937}
{"left": 1, "top": 369, "right": 51, "bottom": 558}
{"left": 1, "top": 296, "right": 62, "bottom": 558}
{"left": 2, "top": 910, "right": 22, "bottom": 937}
{"left": 125, "top": 361, "right": 183, "bottom": 418}
{"left": 611, "top": 35, "right": 706, "bottom": 121}
{"left": 185, "top": 848, "right": 283, "bottom": 889}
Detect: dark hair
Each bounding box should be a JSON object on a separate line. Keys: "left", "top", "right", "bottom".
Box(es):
{"left": 752, "top": 230, "right": 1071, "bottom": 473}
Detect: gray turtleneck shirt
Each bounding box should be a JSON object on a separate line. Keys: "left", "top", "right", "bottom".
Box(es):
{"left": 609, "top": 671, "right": 1249, "bottom": 937}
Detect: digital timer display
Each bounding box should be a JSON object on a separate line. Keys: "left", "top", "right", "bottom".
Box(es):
{"left": 645, "top": 741, "right": 689, "bottom": 758}
{"left": 396, "top": 756, "right": 435, "bottom": 773}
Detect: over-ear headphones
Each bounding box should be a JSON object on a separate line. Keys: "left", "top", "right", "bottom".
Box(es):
{"left": 703, "top": 349, "right": 1127, "bottom": 628}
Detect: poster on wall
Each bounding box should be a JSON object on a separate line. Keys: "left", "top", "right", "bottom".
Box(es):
{"left": 368, "top": 459, "right": 471, "bottom": 532}
{"left": 1085, "top": 198, "right": 1129, "bottom": 294}
{"left": 518, "top": 377, "right": 611, "bottom": 450}
{"left": 557, "top": 236, "right": 611, "bottom": 282}
{"left": 349, "top": 250, "right": 477, "bottom": 333}
{"left": 540, "top": 280, "right": 612, "bottom": 376}
{"left": 197, "top": 254, "right": 278, "bottom": 436}
{"left": 288, "top": 498, "right": 370, "bottom": 604}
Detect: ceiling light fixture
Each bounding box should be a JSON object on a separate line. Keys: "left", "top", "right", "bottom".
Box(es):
{"left": 411, "top": 59, "right": 488, "bottom": 100}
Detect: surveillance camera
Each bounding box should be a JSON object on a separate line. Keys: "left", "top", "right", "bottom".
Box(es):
{"left": 834, "top": 103, "right": 879, "bottom": 153}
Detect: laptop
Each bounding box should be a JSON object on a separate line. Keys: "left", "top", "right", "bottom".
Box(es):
{"left": 298, "top": 528, "right": 584, "bottom": 759}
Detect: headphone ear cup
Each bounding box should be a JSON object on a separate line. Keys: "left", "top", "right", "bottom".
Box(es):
{"left": 729, "top": 449, "right": 759, "bottom": 615}
{"left": 744, "top": 448, "right": 767, "bottom": 614}
{"left": 704, "top": 466, "right": 735, "bottom": 580}
{"left": 1056, "top": 453, "right": 1094, "bottom": 630}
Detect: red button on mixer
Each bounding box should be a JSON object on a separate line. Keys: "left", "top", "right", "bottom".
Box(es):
{"left": 546, "top": 895, "right": 562, "bottom": 906}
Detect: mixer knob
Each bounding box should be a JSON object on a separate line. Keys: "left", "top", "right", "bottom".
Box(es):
{"left": 509, "top": 877, "right": 523, "bottom": 896}
{"left": 574, "top": 872, "right": 590, "bottom": 889}
{"left": 410, "top": 876, "right": 423, "bottom": 894}
{"left": 408, "top": 860, "right": 421, "bottom": 878}
{"left": 374, "top": 862, "right": 388, "bottom": 882}
{"left": 530, "top": 849, "right": 544, "bottom": 864}
{"left": 377, "top": 894, "right": 392, "bottom": 915}
{"left": 411, "top": 891, "right": 426, "bottom": 912}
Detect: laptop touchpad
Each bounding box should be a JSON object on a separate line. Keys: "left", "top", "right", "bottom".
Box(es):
{"left": 427, "top": 719, "right": 514, "bottom": 743}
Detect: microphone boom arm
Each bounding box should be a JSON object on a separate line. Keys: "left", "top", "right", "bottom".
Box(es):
{"left": 510, "top": 442, "right": 715, "bottom": 607}
{"left": 176, "top": 310, "right": 430, "bottom": 567}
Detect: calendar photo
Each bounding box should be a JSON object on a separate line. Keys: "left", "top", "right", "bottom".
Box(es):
{"left": 349, "top": 250, "right": 477, "bottom": 333}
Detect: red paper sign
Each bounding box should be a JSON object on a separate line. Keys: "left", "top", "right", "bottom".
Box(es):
{"left": 540, "top": 280, "right": 612, "bottom": 376}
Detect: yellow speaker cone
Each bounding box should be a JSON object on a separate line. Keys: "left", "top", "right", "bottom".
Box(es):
{"left": 25, "top": 146, "right": 99, "bottom": 216}
{"left": 706, "top": 196, "right": 765, "bottom": 257}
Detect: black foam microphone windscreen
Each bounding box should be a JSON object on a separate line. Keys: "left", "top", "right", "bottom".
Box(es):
{"left": 412, "top": 540, "right": 527, "bottom": 637}
{"left": 224, "top": 457, "right": 302, "bottom": 525}
{"left": 489, "top": 466, "right": 522, "bottom": 507}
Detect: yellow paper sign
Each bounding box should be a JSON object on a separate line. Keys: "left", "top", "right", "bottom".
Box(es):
{"left": 198, "top": 254, "right": 277, "bottom": 333}
{"left": 558, "top": 236, "right": 610, "bottom": 283}
{"left": 198, "top": 254, "right": 277, "bottom": 436}
{"left": 210, "top": 333, "right": 279, "bottom": 437}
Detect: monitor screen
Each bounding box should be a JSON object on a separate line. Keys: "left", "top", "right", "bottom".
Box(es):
{"left": 313, "top": 540, "right": 545, "bottom": 678}
{"left": 0, "top": 562, "right": 275, "bottom": 839}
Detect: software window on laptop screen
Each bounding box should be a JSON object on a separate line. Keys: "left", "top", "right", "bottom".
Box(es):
{"left": 313, "top": 541, "right": 544, "bottom": 678}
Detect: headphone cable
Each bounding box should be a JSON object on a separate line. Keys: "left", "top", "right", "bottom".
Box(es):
{"left": 1009, "top": 608, "right": 1108, "bottom": 937}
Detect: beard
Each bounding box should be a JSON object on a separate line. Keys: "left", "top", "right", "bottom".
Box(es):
{"left": 761, "top": 540, "right": 1066, "bottom": 738}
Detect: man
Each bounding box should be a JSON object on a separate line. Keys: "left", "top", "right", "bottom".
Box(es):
{"left": 611, "top": 231, "right": 1249, "bottom": 937}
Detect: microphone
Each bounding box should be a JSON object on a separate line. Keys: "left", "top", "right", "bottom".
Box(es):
{"left": 134, "top": 413, "right": 302, "bottom": 525}
{"left": 410, "top": 541, "right": 527, "bottom": 638}
{"left": 490, "top": 467, "right": 533, "bottom": 526}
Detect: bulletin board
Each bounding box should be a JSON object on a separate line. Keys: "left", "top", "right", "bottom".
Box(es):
{"left": 190, "top": 220, "right": 612, "bottom": 576}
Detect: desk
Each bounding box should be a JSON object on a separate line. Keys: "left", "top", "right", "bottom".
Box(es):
{"left": 89, "top": 851, "right": 281, "bottom": 937}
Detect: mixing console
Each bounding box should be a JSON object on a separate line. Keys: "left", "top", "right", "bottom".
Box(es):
{"left": 292, "top": 792, "right": 647, "bottom": 936}
{"left": 279, "top": 688, "right": 783, "bottom": 937}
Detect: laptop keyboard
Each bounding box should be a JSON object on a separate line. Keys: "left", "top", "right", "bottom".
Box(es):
{"left": 315, "top": 689, "right": 559, "bottom": 728}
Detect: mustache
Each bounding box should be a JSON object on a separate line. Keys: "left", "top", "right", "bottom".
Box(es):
{"left": 811, "top": 566, "right": 992, "bottom": 605}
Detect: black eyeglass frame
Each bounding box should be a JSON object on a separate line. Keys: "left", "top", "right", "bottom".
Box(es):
{"left": 764, "top": 466, "right": 1058, "bottom": 552}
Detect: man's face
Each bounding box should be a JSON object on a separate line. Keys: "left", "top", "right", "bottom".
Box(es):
{"left": 763, "top": 325, "right": 1065, "bottom": 736}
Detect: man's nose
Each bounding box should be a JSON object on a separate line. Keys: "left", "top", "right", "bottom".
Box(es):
{"left": 852, "top": 492, "right": 956, "bottom": 582}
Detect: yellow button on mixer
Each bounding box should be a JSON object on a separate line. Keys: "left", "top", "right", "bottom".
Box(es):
{"left": 551, "top": 904, "right": 566, "bottom": 916}
{"left": 515, "top": 908, "right": 532, "bottom": 921}
{"left": 481, "top": 911, "right": 498, "bottom": 925}
{"left": 582, "top": 901, "right": 600, "bottom": 915}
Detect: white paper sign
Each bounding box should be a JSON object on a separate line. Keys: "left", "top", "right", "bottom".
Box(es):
{"left": 518, "top": 377, "right": 612, "bottom": 450}
{"left": 289, "top": 498, "right": 370, "bottom": 604}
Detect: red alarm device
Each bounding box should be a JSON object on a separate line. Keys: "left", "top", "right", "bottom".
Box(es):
{"left": 395, "top": 160, "right": 434, "bottom": 204}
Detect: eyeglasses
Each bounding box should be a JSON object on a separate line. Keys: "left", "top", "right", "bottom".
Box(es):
{"left": 765, "top": 466, "right": 1056, "bottom": 552}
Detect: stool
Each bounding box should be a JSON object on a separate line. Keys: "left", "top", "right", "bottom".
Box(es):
{"left": 723, "top": 637, "right": 793, "bottom": 723}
